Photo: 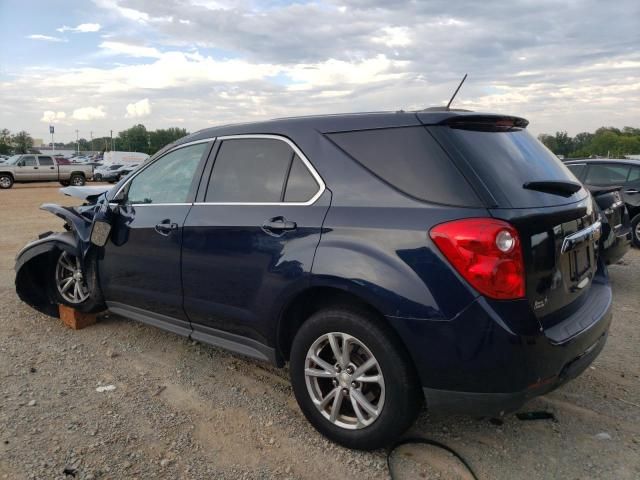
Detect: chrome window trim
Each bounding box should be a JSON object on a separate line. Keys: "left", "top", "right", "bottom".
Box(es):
{"left": 195, "top": 134, "right": 326, "bottom": 207}
{"left": 112, "top": 138, "right": 215, "bottom": 200}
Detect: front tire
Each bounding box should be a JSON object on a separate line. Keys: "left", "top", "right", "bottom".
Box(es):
{"left": 0, "top": 174, "right": 13, "bottom": 189}
{"left": 631, "top": 214, "right": 640, "bottom": 248}
{"left": 289, "top": 306, "right": 422, "bottom": 450}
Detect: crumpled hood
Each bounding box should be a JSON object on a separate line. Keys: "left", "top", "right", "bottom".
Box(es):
{"left": 60, "top": 185, "right": 112, "bottom": 203}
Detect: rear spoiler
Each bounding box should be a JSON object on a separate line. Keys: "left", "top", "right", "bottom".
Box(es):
{"left": 438, "top": 114, "right": 529, "bottom": 130}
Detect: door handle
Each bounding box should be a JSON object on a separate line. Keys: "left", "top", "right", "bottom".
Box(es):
{"left": 262, "top": 216, "right": 297, "bottom": 236}
{"left": 154, "top": 220, "right": 179, "bottom": 236}
{"left": 624, "top": 189, "right": 639, "bottom": 194}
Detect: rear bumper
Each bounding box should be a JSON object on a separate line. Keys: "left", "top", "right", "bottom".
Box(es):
{"left": 388, "top": 273, "right": 612, "bottom": 415}
{"left": 422, "top": 327, "right": 608, "bottom": 415}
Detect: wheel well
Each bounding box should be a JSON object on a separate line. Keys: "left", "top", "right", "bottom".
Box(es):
{"left": 0, "top": 171, "right": 14, "bottom": 178}
{"left": 70, "top": 171, "right": 85, "bottom": 177}
{"left": 277, "top": 286, "right": 389, "bottom": 362}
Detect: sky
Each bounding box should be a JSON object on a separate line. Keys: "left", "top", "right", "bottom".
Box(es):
{"left": 0, "top": 0, "right": 638, "bottom": 142}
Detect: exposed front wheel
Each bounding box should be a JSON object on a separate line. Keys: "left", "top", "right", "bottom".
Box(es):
{"left": 290, "top": 307, "right": 422, "bottom": 450}
{"left": 52, "top": 250, "right": 104, "bottom": 313}
{"left": 0, "top": 174, "right": 13, "bottom": 189}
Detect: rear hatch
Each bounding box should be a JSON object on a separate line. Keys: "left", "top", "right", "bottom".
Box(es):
{"left": 424, "top": 114, "right": 600, "bottom": 323}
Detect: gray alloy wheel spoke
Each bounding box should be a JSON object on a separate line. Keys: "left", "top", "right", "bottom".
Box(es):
{"left": 304, "top": 331, "right": 385, "bottom": 430}
{"left": 55, "top": 251, "right": 90, "bottom": 304}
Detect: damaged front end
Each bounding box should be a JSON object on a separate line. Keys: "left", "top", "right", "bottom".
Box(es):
{"left": 15, "top": 185, "right": 114, "bottom": 317}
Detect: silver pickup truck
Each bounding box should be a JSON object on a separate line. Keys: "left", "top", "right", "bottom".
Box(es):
{"left": 0, "top": 154, "right": 93, "bottom": 189}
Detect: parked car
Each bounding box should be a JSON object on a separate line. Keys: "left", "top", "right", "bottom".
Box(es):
{"left": 53, "top": 155, "right": 70, "bottom": 165}
{"left": 565, "top": 159, "right": 640, "bottom": 247}
{"left": 0, "top": 154, "right": 93, "bottom": 188}
{"left": 15, "top": 110, "right": 612, "bottom": 450}
{"left": 97, "top": 163, "right": 140, "bottom": 183}
{"left": 585, "top": 185, "right": 631, "bottom": 264}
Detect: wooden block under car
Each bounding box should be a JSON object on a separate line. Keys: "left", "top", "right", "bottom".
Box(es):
{"left": 58, "top": 304, "right": 97, "bottom": 330}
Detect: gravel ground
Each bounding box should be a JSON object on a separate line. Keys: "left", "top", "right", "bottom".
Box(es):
{"left": 1, "top": 183, "right": 639, "bottom": 480}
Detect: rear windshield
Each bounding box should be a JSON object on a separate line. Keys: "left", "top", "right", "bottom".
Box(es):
{"left": 327, "top": 127, "right": 481, "bottom": 206}
{"left": 429, "top": 126, "right": 586, "bottom": 208}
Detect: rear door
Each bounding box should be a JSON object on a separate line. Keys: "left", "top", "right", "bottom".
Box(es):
{"left": 182, "top": 135, "right": 329, "bottom": 348}
{"left": 428, "top": 117, "right": 599, "bottom": 323}
{"left": 99, "top": 141, "right": 210, "bottom": 332}
{"left": 37, "top": 156, "right": 57, "bottom": 180}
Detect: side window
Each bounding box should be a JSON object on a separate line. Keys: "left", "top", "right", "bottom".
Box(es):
{"left": 22, "top": 155, "right": 36, "bottom": 166}
{"left": 127, "top": 143, "right": 207, "bottom": 204}
{"left": 584, "top": 164, "right": 630, "bottom": 185}
{"left": 206, "top": 138, "right": 293, "bottom": 203}
{"left": 38, "top": 156, "right": 54, "bottom": 166}
{"left": 566, "top": 163, "right": 586, "bottom": 179}
{"left": 627, "top": 166, "right": 640, "bottom": 183}
{"left": 284, "top": 154, "right": 320, "bottom": 202}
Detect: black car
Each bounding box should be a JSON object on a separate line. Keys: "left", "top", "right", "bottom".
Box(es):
{"left": 564, "top": 159, "right": 640, "bottom": 247}
{"left": 15, "top": 110, "right": 612, "bottom": 450}
{"left": 585, "top": 185, "right": 631, "bottom": 264}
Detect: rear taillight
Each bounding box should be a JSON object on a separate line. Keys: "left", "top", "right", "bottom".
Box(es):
{"left": 429, "top": 218, "right": 525, "bottom": 300}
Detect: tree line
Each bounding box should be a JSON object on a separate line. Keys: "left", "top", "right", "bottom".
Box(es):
{"left": 538, "top": 127, "right": 640, "bottom": 158}
{"left": 0, "top": 125, "right": 189, "bottom": 156}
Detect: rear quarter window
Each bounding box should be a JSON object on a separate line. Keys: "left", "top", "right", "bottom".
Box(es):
{"left": 327, "top": 127, "right": 481, "bottom": 206}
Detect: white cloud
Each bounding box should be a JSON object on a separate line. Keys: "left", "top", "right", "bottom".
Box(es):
{"left": 94, "top": 0, "right": 149, "bottom": 22}
{"left": 71, "top": 106, "right": 106, "bottom": 120}
{"left": 40, "top": 111, "right": 67, "bottom": 123}
{"left": 57, "top": 23, "right": 101, "bottom": 33}
{"left": 99, "top": 41, "right": 162, "bottom": 58}
{"left": 26, "top": 34, "right": 66, "bottom": 42}
{"left": 372, "top": 27, "right": 413, "bottom": 48}
{"left": 125, "top": 99, "right": 152, "bottom": 118}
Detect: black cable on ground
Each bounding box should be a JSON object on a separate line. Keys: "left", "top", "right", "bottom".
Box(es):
{"left": 387, "top": 437, "right": 480, "bottom": 480}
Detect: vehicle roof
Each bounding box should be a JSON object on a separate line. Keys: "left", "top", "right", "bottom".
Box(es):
{"left": 176, "top": 109, "right": 529, "bottom": 146}
{"left": 564, "top": 158, "right": 640, "bottom": 167}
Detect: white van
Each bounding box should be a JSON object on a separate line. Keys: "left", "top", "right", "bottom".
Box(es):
{"left": 102, "top": 151, "right": 149, "bottom": 165}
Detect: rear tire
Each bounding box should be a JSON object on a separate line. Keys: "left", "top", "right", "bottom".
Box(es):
{"left": 0, "top": 174, "right": 13, "bottom": 189}
{"left": 50, "top": 249, "right": 105, "bottom": 313}
{"left": 289, "top": 306, "right": 422, "bottom": 450}
{"left": 631, "top": 214, "right": 640, "bottom": 248}
{"left": 69, "top": 174, "right": 85, "bottom": 186}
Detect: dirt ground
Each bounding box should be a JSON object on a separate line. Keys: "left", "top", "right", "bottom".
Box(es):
{"left": 1, "top": 183, "right": 639, "bottom": 480}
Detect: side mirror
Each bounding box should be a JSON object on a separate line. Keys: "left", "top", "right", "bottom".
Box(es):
{"left": 17, "top": 161, "right": 24, "bottom": 167}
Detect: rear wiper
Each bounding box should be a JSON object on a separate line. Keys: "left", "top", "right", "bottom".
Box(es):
{"left": 523, "top": 180, "right": 582, "bottom": 197}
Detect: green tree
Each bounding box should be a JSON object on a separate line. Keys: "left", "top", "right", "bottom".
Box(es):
{"left": 12, "top": 131, "right": 33, "bottom": 154}
{"left": 117, "top": 124, "right": 149, "bottom": 153}
{"left": 149, "top": 127, "right": 189, "bottom": 154}
{"left": 0, "top": 128, "right": 11, "bottom": 154}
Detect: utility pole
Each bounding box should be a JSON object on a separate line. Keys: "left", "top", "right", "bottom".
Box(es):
{"left": 90, "top": 131, "right": 94, "bottom": 153}
{"left": 50, "top": 125, "right": 55, "bottom": 155}
{"left": 110, "top": 130, "right": 114, "bottom": 152}
{"left": 76, "top": 129, "right": 79, "bottom": 155}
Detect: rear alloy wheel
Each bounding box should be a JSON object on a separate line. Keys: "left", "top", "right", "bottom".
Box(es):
{"left": 0, "top": 174, "right": 13, "bottom": 189}
{"left": 55, "top": 251, "right": 90, "bottom": 304}
{"left": 290, "top": 307, "right": 422, "bottom": 450}
{"left": 304, "top": 332, "right": 385, "bottom": 429}
{"left": 70, "top": 174, "right": 85, "bottom": 186}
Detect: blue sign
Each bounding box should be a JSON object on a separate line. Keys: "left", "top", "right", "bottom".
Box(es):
{"left": 49, "top": 125, "right": 54, "bottom": 134}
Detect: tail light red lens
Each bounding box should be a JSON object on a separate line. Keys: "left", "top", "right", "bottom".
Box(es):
{"left": 429, "top": 218, "right": 525, "bottom": 300}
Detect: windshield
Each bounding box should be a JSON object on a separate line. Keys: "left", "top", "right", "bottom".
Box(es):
{"left": 5, "top": 155, "right": 21, "bottom": 165}
{"left": 109, "top": 164, "right": 123, "bottom": 170}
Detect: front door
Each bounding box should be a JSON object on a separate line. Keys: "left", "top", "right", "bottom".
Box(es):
{"left": 99, "top": 142, "right": 211, "bottom": 334}
{"left": 14, "top": 155, "right": 39, "bottom": 181}
{"left": 182, "top": 136, "right": 329, "bottom": 348}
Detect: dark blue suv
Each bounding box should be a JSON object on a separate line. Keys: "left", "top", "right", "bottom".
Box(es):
{"left": 15, "top": 110, "right": 612, "bottom": 450}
